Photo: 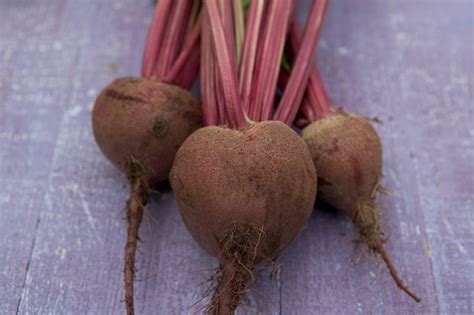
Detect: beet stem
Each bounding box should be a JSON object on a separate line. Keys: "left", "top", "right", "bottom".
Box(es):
{"left": 289, "top": 20, "right": 334, "bottom": 120}
{"left": 154, "top": 1, "right": 191, "bottom": 77}
{"left": 174, "top": 48, "right": 201, "bottom": 90}
{"left": 274, "top": 0, "right": 328, "bottom": 124}
{"left": 186, "top": 0, "right": 202, "bottom": 34}
{"left": 249, "top": 0, "right": 295, "bottom": 121}
{"left": 373, "top": 238, "right": 421, "bottom": 303}
{"left": 239, "top": 0, "right": 265, "bottom": 112}
{"left": 124, "top": 166, "right": 149, "bottom": 315}
{"left": 164, "top": 12, "right": 202, "bottom": 84}
{"left": 205, "top": 0, "right": 248, "bottom": 129}
{"left": 141, "top": 0, "right": 173, "bottom": 77}
{"left": 219, "top": 0, "right": 238, "bottom": 76}
{"left": 201, "top": 11, "right": 220, "bottom": 126}
{"left": 232, "top": 0, "right": 245, "bottom": 64}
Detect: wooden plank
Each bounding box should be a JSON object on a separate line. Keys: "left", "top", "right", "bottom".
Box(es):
{"left": 281, "top": 0, "right": 473, "bottom": 313}
{"left": 0, "top": 1, "right": 74, "bottom": 312}
{"left": 0, "top": 181, "right": 44, "bottom": 315}
{"left": 11, "top": 0, "right": 151, "bottom": 313}
{"left": 402, "top": 0, "right": 474, "bottom": 311}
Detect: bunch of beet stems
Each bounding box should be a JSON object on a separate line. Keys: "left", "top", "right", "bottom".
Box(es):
{"left": 279, "top": 13, "right": 420, "bottom": 303}
{"left": 195, "top": 0, "right": 326, "bottom": 312}
{"left": 202, "top": 0, "right": 326, "bottom": 126}
{"left": 142, "top": 0, "right": 201, "bottom": 87}
{"left": 125, "top": 1, "right": 201, "bottom": 313}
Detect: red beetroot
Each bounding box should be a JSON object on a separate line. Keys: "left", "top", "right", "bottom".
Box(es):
{"left": 92, "top": 77, "right": 201, "bottom": 314}
{"left": 170, "top": 121, "right": 316, "bottom": 313}
{"left": 91, "top": 2, "right": 202, "bottom": 314}
{"left": 302, "top": 112, "right": 382, "bottom": 215}
{"left": 170, "top": 0, "right": 324, "bottom": 313}
{"left": 287, "top": 15, "right": 420, "bottom": 302}
{"left": 93, "top": 78, "right": 201, "bottom": 185}
{"left": 302, "top": 112, "right": 420, "bottom": 302}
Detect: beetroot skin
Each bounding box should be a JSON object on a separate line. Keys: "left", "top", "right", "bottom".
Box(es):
{"left": 92, "top": 77, "right": 202, "bottom": 183}
{"left": 170, "top": 121, "right": 317, "bottom": 313}
{"left": 302, "top": 112, "right": 420, "bottom": 302}
{"left": 92, "top": 76, "right": 202, "bottom": 314}
{"left": 302, "top": 112, "right": 382, "bottom": 214}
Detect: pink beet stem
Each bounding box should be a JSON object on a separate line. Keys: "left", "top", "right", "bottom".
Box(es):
{"left": 154, "top": 1, "right": 192, "bottom": 78}
{"left": 175, "top": 48, "right": 200, "bottom": 90}
{"left": 289, "top": 19, "right": 333, "bottom": 120}
{"left": 274, "top": 0, "right": 328, "bottom": 125}
{"left": 201, "top": 12, "right": 219, "bottom": 126}
{"left": 214, "top": 0, "right": 238, "bottom": 124}
{"left": 215, "top": 58, "right": 227, "bottom": 125}
{"left": 249, "top": 0, "right": 295, "bottom": 121}
{"left": 220, "top": 0, "right": 238, "bottom": 75}
{"left": 233, "top": 0, "right": 245, "bottom": 64}
{"left": 141, "top": 0, "right": 173, "bottom": 78}
{"left": 278, "top": 70, "right": 316, "bottom": 123}
{"left": 205, "top": 0, "right": 248, "bottom": 130}
{"left": 164, "top": 12, "right": 202, "bottom": 84}
{"left": 239, "top": 0, "right": 265, "bottom": 112}
{"left": 186, "top": 0, "right": 201, "bottom": 34}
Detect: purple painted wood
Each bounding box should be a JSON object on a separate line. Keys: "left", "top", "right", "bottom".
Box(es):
{"left": 0, "top": 0, "right": 472, "bottom": 314}
{"left": 282, "top": 0, "right": 473, "bottom": 314}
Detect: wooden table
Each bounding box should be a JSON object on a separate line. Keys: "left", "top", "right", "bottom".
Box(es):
{"left": 1, "top": 0, "right": 472, "bottom": 314}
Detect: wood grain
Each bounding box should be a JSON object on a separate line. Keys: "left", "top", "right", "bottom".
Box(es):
{"left": 0, "top": 0, "right": 472, "bottom": 314}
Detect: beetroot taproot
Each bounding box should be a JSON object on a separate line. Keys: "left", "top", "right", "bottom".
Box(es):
{"left": 170, "top": 121, "right": 316, "bottom": 313}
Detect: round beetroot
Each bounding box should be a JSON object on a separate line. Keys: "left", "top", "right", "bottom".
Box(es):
{"left": 302, "top": 112, "right": 420, "bottom": 302}
{"left": 92, "top": 76, "right": 202, "bottom": 314}
{"left": 302, "top": 112, "right": 382, "bottom": 212}
{"left": 92, "top": 77, "right": 202, "bottom": 183}
{"left": 170, "top": 121, "right": 317, "bottom": 313}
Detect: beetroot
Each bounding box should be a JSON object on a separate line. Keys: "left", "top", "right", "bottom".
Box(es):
{"left": 301, "top": 112, "right": 420, "bottom": 302}
{"left": 92, "top": 77, "right": 201, "bottom": 184}
{"left": 91, "top": 2, "right": 202, "bottom": 313}
{"left": 170, "top": 121, "right": 316, "bottom": 313}
{"left": 169, "top": 1, "right": 325, "bottom": 312}
{"left": 301, "top": 112, "right": 382, "bottom": 214}
{"left": 92, "top": 77, "right": 201, "bottom": 314}
{"left": 286, "top": 16, "right": 420, "bottom": 302}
